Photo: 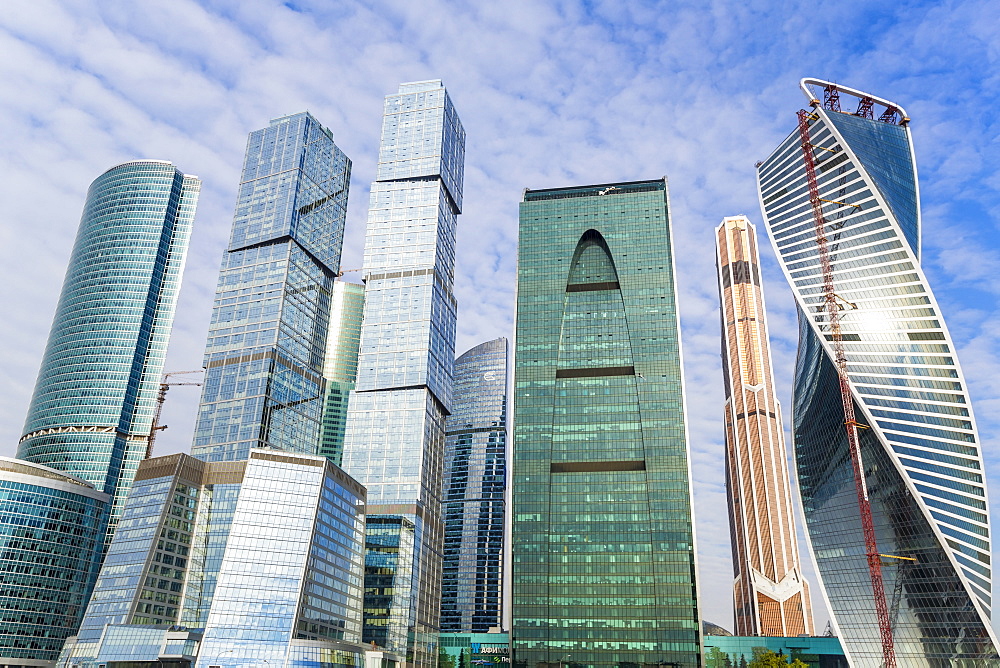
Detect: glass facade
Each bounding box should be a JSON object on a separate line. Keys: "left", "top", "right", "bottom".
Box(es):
{"left": 715, "top": 216, "right": 812, "bottom": 636}
{"left": 363, "top": 516, "right": 416, "bottom": 653}
{"left": 756, "top": 79, "right": 998, "bottom": 665}
{"left": 192, "top": 112, "right": 351, "bottom": 463}
{"left": 321, "top": 281, "right": 366, "bottom": 465}
{"left": 341, "top": 80, "right": 465, "bottom": 668}
{"left": 17, "top": 160, "right": 199, "bottom": 541}
{"left": 702, "top": 635, "right": 846, "bottom": 668}
{"left": 0, "top": 457, "right": 109, "bottom": 663}
{"left": 512, "top": 181, "right": 701, "bottom": 668}
{"left": 197, "top": 452, "right": 366, "bottom": 663}
{"left": 59, "top": 450, "right": 369, "bottom": 668}
{"left": 440, "top": 338, "right": 507, "bottom": 633}
{"left": 440, "top": 632, "right": 509, "bottom": 665}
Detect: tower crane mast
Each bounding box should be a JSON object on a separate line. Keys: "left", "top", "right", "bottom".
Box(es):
{"left": 146, "top": 370, "right": 203, "bottom": 459}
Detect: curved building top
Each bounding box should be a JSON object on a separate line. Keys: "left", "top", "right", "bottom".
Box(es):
{"left": 799, "top": 77, "right": 910, "bottom": 124}
{"left": 0, "top": 455, "right": 108, "bottom": 501}
{"left": 96, "top": 159, "right": 189, "bottom": 176}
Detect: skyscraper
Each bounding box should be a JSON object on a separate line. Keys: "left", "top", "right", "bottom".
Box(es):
{"left": 18, "top": 160, "right": 199, "bottom": 538}
{"left": 341, "top": 80, "right": 465, "bottom": 667}
{"left": 192, "top": 112, "right": 351, "bottom": 463}
{"left": 715, "top": 215, "right": 813, "bottom": 637}
{"left": 320, "top": 280, "right": 365, "bottom": 464}
{"left": 512, "top": 180, "right": 701, "bottom": 668}
{"left": 757, "top": 78, "right": 998, "bottom": 664}
{"left": 440, "top": 338, "right": 507, "bottom": 633}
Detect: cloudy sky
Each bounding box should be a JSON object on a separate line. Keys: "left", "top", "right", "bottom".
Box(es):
{"left": 2, "top": 0, "right": 999, "bottom": 634}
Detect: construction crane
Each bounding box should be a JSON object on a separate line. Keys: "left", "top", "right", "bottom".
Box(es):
{"left": 336, "top": 267, "right": 362, "bottom": 278}
{"left": 147, "top": 370, "right": 203, "bottom": 459}
{"left": 796, "top": 107, "right": 898, "bottom": 667}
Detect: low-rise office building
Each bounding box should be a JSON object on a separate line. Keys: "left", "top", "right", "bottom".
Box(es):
{"left": 703, "top": 635, "right": 846, "bottom": 668}
{"left": 441, "top": 631, "right": 509, "bottom": 667}
{"left": 0, "top": 457, "right": 109, "bottom": 666}
{"left": 58, "top": 449, "right": 384, "bottom": 668}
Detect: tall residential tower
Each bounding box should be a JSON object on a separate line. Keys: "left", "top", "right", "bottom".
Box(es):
{"left": 758, "top": 79, "right": 997, "bottom": 665}
{"left": 716, "top": 215, "right": 812, "bottom": 636}
{"left": 18, "top": 160, "right": 199, "bottom": 537}
{"left": 440, "top": 338, "right": 508, "bottom": 633}
{"left": 512, "top": 180, "right": 701, "bottom": 668}
{"left": 341, "top": 80, "right": 465, "bottom": 667}
{"left": 191, "top": 112, "right": 351, "bottom": 463}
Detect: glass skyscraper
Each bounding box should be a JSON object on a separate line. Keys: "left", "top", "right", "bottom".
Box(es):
{"left": 0, "top": 457, "right": 109, "bottom": 664}
{"left": 59, "top": 449, "right": 371, "bottom": 668}
{"left": 341, "top": 80, "right": 465, "bottom": 667}
{"left": 440, "top": 338, "right": 507, "bottom": 633}
{"left": 512, "top": 180, "right": 701, "bottom": 668}
{"left": 757, "top": 78, "right": 998, "bottom": 665}
{"left": 320, "top": 280, "right": 365, "bottom": 465}
{"left": 715, "top": 216, "right": 813, "bottom": 636}
{"left": 18, "top": 160, "right": 199, "bottom": 539}
{"left": 192, "top": 112, "right": 351, "bottom": 463}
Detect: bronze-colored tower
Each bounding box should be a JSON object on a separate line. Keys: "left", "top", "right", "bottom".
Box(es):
{"left": 716, "top": 215, "right": 813, "bottom": 636}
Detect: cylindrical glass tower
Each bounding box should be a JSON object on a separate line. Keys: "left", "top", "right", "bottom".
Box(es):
{"left": 440, "top": 337, "right": 508, "bottom": 633}
{"left": 17, "top": 160, "right": 199, "bottom": 541}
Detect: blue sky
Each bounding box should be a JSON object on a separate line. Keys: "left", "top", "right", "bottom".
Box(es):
{"left": 1, "top": 0, "right": 998, "bottom": 634}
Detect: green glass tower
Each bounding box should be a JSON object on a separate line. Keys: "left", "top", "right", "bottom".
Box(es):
{"left": 320, "top": 280, "right": 365, "bottom": 464}
{"left": 512, "top": 180, "right": 701, "bottom": 668}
